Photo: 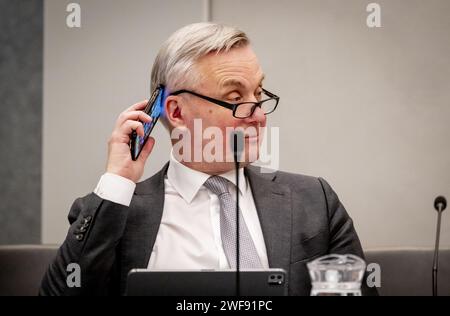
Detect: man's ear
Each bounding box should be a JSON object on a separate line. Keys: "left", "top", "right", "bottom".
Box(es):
{"left": 164, "top": 95, "right": 185, "bottom": 128}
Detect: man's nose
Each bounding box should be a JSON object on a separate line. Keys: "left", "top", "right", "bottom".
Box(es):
{"left": 244, "top": 105, "right": 266, "bottom": 124}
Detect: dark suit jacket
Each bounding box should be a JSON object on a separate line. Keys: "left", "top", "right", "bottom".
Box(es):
{"left": 40, "top": 163, "right": 378, "bottom": 296}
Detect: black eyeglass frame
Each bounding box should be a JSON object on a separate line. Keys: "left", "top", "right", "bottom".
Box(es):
{"left": 169, "top": 88, "right": 280, "bottom": 118}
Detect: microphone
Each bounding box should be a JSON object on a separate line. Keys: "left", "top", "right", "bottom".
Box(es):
{"left": 434, "top": 196, "right": 446, "bottom": 212}
{"left": 432, "top": 196, "right": 447, "bottom": 296}
{"left": 232, "top": 131, "right": 244, "bottom": 296}
{"left": 232, "top": 130, "right": 245, "bottom": 164}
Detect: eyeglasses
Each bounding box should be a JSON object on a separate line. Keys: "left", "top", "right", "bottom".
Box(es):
{"left": 169, "top": 88, "right": 279, "bottom": 119}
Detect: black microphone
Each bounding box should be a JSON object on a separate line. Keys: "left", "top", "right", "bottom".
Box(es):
{"left": 432, "top": 196, "right": 447, "bottom": 296}
{"left": 232, "top": 131, "right": 244, "bottom": 296}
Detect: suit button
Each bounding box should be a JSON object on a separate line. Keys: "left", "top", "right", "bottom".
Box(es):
{"left": 79, "top": 226, "right": 88, "bottom": 233}
{"left": 83, "top": 216, "right": 92, "bottom": 224}
{"left": 75, "top": 234, "right": 84, "bottom": 241}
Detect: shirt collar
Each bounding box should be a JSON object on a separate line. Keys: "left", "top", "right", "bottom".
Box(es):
{"left": 167, "top": 150, "right": 247, "bottom": 204}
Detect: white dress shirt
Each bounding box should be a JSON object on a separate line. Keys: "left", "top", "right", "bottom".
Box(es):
{"left": 94, "top": 152, "right": 269, "bottom": 270}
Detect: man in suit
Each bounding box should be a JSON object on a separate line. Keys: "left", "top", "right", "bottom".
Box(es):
{"left": 40, "top": 22, "right": 377, "bottom": 296}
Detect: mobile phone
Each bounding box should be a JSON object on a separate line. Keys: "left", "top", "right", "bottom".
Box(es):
{"left": 130, "top": 85, "right": 165, "bottom": 161}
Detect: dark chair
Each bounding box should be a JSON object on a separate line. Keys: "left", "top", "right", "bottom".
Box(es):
{"left": 365, "top": 248, "right": 450, "bottom": 296}
{"left": 0, "top": 244, "right": 58, "bottom": 296}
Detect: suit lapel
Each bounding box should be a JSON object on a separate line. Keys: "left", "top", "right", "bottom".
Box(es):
{"left": 245, "top": 166, "right": 292, "bottom": 274}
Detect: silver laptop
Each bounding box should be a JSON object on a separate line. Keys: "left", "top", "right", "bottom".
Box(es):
{"left": 125, "top": 269, "right": 287, "bottom": 296}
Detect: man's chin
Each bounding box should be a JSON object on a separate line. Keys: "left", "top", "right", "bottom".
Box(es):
{"left": 201, "top": 160, "right": 255, "bottom": 175}
{"left": 244, "top": 141, "right": 260, "bottom": 162}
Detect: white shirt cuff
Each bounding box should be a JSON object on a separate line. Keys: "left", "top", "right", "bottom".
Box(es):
{"left": 94, "top": 173, "right": 136, "bottom": 207}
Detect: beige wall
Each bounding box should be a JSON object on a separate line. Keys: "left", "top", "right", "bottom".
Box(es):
{"left": 43, "top": 0, "right": 450, "bottom": 249}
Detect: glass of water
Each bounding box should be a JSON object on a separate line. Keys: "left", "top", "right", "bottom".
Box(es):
{"left": 307, "top": 254, "right": 366, "bottom": 296}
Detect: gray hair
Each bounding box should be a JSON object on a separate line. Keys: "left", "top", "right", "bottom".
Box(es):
{"left": 150, "top": 22, "right": 250, "bottom": 93}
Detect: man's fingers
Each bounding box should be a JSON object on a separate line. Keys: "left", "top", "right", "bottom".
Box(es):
{"left": 125, "top": 100, "right": 149, "bottom": 112}
{"left": 115, "top": 110, "right": 152, "bottom": 128}
{"left": 138, "top": 136, "right": 155, "bottom": 163}
{"left": 118, "top": 120, "right": 145, "bottom": 138}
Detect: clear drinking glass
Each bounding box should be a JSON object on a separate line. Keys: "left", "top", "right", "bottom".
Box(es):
{"left": 307, "top": 254, "right": 366, "bottom": 296}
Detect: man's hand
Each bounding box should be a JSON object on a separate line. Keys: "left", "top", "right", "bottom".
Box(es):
{"left": 106, "top": 100, "right": 155, "bottom": 183}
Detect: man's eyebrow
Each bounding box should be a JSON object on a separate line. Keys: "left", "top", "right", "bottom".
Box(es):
{"left": 221, "top": 74, "right": 266, "bottom": 89}
{"left": 221, "top": 79, "right": 246, "bottom": 89}
{"left": 259, "top": 74, "right": 265, "bottom": 86}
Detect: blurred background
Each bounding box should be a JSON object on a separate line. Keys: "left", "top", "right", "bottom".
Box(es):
{"left": 1, "top": 0, "right": 449, "bottom": 250}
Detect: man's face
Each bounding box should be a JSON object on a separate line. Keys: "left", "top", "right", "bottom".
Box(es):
{"left": 173, "top": 45, "right": 267, "bottom": 174}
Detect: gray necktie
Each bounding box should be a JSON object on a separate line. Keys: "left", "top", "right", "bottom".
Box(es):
{"left": 204, "top": 176, "right": 262, "bottom": 269}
